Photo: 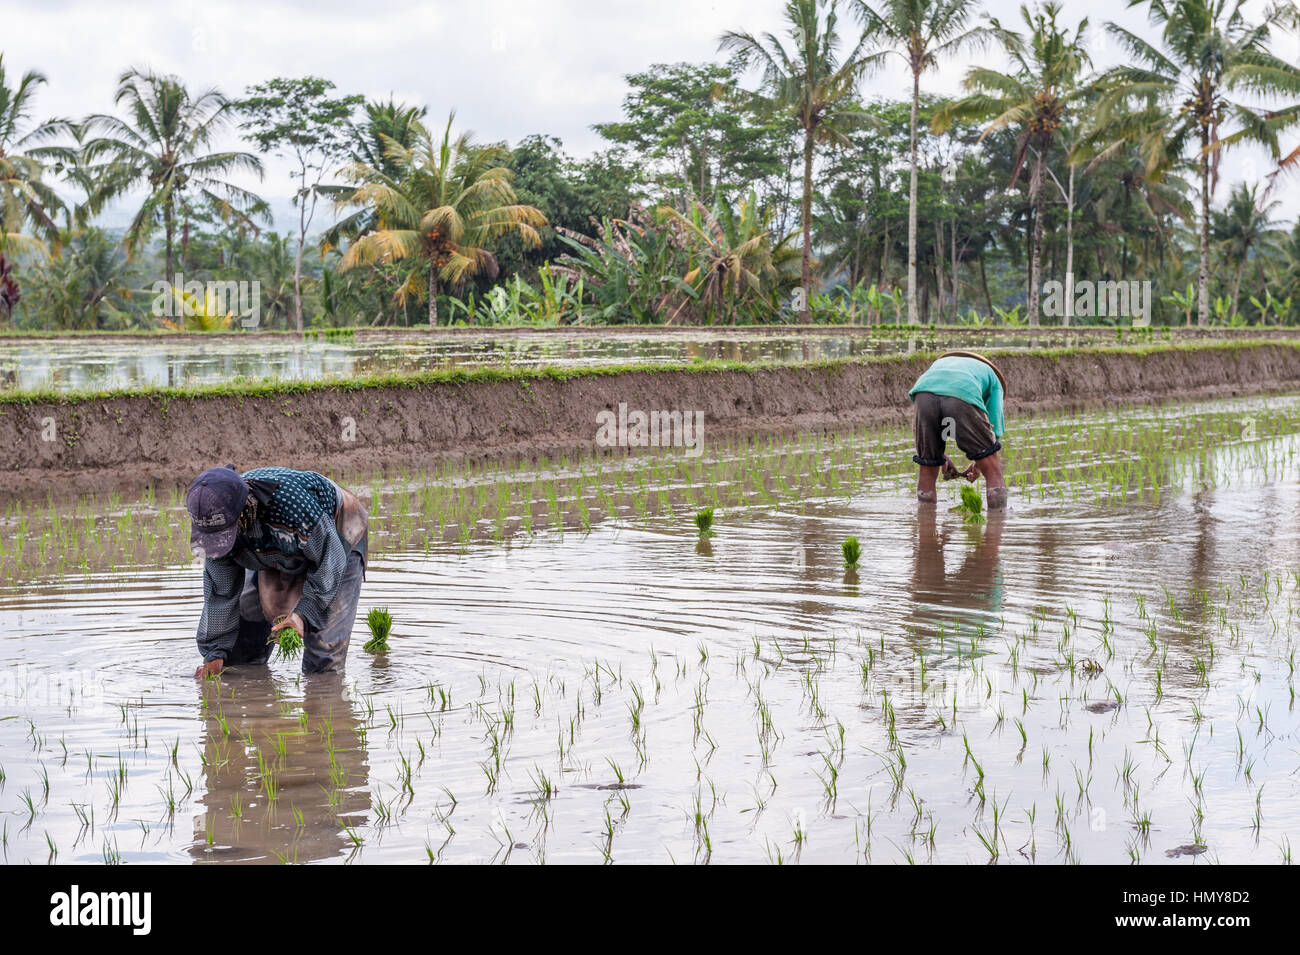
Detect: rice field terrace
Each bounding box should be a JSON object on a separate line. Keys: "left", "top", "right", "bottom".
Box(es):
{"left": 1, "top": 391, "right": 1298, "bottom": 864}
{"left": 0, "top": 323, "right": 1262, "bottom": 394}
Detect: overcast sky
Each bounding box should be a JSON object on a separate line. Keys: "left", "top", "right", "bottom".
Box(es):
{"left": 8, "top": 0, "right": 1299, "bottom": 229}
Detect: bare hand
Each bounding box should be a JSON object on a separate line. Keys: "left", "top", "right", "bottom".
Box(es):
{"left": 962, "top": 464, "right": 978, "bottom": 482}
{"left": 194, "top": 658, "right": 224, "bottom": 680}
{"left": 941, "top": 458, "right": 962, "bottom": 481}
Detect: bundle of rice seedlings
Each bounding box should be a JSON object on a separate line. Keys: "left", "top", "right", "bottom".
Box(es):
{"left": 364, "top": 607, "right": 393, "bottom": 653}
{"left": 957, "top": 484, "right": 986, "bottom": 524}
{"left": 842, "top": 537, "right": 862, "bottom": 569}
{"left": 694, "top": 507, "right": 714, "bottom": 538}
{"left": 275, "top": 620, "right": 304, "bottom": 659}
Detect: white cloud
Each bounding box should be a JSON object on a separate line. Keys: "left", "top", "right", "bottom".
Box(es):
{"left": 6, "top": 0, "right": 1296, "bottom": 226}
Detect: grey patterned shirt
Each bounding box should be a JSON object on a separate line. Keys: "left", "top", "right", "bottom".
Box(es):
{"left": 196, "top": 467, "right": 350, "bottom": 662}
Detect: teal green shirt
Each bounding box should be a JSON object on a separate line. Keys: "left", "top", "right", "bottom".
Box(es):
{"left": 909, "top": 356, "right": 1005, "bottom": 438}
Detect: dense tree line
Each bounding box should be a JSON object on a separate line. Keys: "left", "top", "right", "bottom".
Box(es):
{"left": 2, "top": 0, "right": 1299, "bottom": 331}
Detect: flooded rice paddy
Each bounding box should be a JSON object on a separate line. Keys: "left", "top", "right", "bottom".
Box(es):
{"left": 0, "top": 326, "right": 1185, "bottom": 393}
{"left": 1, "top": 393, "right": 1298, "bottom": 863}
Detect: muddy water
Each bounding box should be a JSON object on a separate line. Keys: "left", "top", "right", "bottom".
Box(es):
{"left": 1, "top": 425, "right": 1298, "bottom": 863}
{"left": 0, "top": 328, "right": 1169, "bottom": 393}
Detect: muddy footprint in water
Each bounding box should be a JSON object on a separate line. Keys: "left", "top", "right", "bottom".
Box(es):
{"left": 1084, "top": 701, "right": 1119, "bottom": 714}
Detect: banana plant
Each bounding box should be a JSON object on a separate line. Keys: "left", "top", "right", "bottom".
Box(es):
{"left": 160, "top": 285, "right": 235, "bottom": 332}
{"left": 992, "top": 304, "right": 1023, "bottom": 327}
{"left": 886, "top": 286, "right": 904, "bottom": 323}
{"left": 864, "top": 283, "right": 890, "bottom": 326}
{"left": 1161, "top": 283, "right": 1194, "bottom": 326}
{"left": 1248, "top": 290, "right": 1291, "bottom": 326}
{"left": 1212, "top": 294, "right": 1233, "bottom": 326}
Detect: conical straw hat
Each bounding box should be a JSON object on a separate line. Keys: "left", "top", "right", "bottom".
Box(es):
{"left": 938, "top": 350, "right": 1007, "bottom": 392}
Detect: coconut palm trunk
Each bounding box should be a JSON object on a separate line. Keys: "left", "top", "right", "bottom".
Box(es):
{"left": 428, "top": 265, "right": 439, "bottom": 327}
{"left": 1029, "top": 151, "right": 1044, "bottom": 327}
{"left": 294, "top": 200, "right": 307, "bottom": 334}
{"left": 1198, "top": 126, "right": 1211, "bottom": 327}
{"left": 951, "top": 213, "right": 958, "bottom": 322}
{"left": 800, "top": 128, "right": 814, "bottom": 324}
{"left": 164, "top": 198, "right": 176, "bottom": 285}
{"left": 1063, "top": 163, "right": 1075, "bottom": 327}
{"left": 934, "top": 218, "right": 945, "bottom": 324}
{"left": 1230, "top": 259, "right": 1246, "bottom": 314}
{"left": 907, "top": 68, "right": 921, "bottom": 325}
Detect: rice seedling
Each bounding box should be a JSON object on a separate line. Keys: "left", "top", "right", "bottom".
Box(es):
{"left": 275, "top": 620, "right": 304, "bottom": 660}
{"left": 340, "top": 820, "right": 364, "bottom": 848}
{"left": 364, "top": 607, "right": 393, "bottom": 654}
{"left": 102, "top": 837, "right": 122, "bottom": 865}
{"left": 694, "top": 507, "right": 714, "bottom": 538}
{"left": 955, "top": 484, "right": 985, "bottom": 524}
{"left": 841, "top": 537, "right": 861, "bottom": 569}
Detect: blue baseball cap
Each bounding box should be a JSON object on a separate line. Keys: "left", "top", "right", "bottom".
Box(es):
{"left": 186, "top": 466, "right": 249, "bottom": 559}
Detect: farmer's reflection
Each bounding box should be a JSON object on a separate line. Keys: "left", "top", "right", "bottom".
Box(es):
{"left": 192, "top": 669, "right": 369, "bottom": 863}
{"left": 907, "top": 503, "right": 1005, "bottom": 637}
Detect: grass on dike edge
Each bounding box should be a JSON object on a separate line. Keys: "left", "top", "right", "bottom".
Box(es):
{"left": 3, "top": 338, "right": 1296, "bottom": 407}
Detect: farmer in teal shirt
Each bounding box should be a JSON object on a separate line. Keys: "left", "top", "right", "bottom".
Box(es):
{"left": 908, "top": 351, "right": 1007, "bottom": 510}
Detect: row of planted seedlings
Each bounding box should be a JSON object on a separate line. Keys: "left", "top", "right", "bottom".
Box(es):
{"left": 6, "top": 554, "right": 1294, "bottom": 863}
{"left": 1, "top": 392, "right": 1298, "bottom": 585}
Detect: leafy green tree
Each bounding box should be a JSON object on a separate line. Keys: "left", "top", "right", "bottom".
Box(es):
{"left": 249, "top": 232, "right": 298, "bottom": 328}
{"left": 82, "top": 68, "right": 266, "bottom": 282}
{"left": 335, "top": 113, "right": 547, "bottom": 326}
{"left": 857, "top": 0, "right": 989, "bottom": 324}
{"left": 321, "top": 98, "right": 430, "bottom": 310}
{"left": 239, "top": 76, "right": 363, "bottom": 332}
{"left": 23, "top": 227, "right": 133, "bottom": 329}
{"left": 0, "top": 55, "right": 68, "bottom": 260}
{"left": 594, "top": 62, "right": 785, "bottom": 206}
{"left": 350, "top": 99, "right": 428, "bottom": 178}
{"left": 721, "top": 0, "right": 876, "bottom": 322}
{"left": 1212, "top": 181, "right": 1280, "bottom": 314}
{"left": 659, "top": 191, "right": 799, "bottom": 324}
{"left": 935, "top": 2, "right": 1092, "bottom": 325}
{"left": 1095, "top": 0, "right": 1294, "bottom": 325}
{"left": 491, "top": 135, "right": 643, "bottom": 282}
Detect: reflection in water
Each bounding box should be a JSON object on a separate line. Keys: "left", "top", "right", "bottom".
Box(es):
{"left": 1, "top": 416, "right": 1298, "bottom": 863}
{"left": 907, "top": 503, "right": 1004, "bottom": 641}
{"left": 2, "top": 329, "right": 1196, "bottom": 394}
{"left": 191, "top": 670, "right": 369, "bottom": 863}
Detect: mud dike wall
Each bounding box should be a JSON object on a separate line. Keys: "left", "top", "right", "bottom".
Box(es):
{"left": 4, "top": 341, "right": 1299, "bottom": 498}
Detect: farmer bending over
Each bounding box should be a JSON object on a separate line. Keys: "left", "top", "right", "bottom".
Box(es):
{"left": 187, "top": 465, "right": 368, "bottom": 678}
{"left": 909, "top": 351, "right": 1007, "bottom": 510}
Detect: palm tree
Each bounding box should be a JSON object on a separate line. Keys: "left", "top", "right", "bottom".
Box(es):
{"left": 1212, "top": 182, "right": 1280, "bottom": 315}
{"left": 1240, "top": 3, "right": 1300, "bottom": 180}
{"left": 352, "top": 99, "right": 428, "bottom": 179}
{"left": 1278, "top": 221, "right": 1300, "bottom": 304}
{"left": 1082, "top": 145, "right": 1194, "bottom": 283}
{"left": 1095, "top": 0, "right": 1293, "bottom": 326}
{"left": 322, "top": 99, "right": 429, "bottom": 248}
{"left": 248, "top": 232, "right": 297, "bottom": 329}
{"left": 335, "top": 113, "right": 547, "bottom": 326}
{"left": 26, "top": 227, "right": 133, "bottom": 330}
{"left": 856, "top": 0, "right": 988, "bottom": 324}
{"left": 659, "top": 191, "right": 799, "bottom": 325}
{"left": 0, "top": 55, "right": 68, "bottom": 259}
{"left": 720, "top": 0, "right": 876, "bottom": 323}
{"left": 81, "top": 68, "right": 265, "bottom": 280}
{"left": 935, "top": 2, "right": 1092, "bottom": 326}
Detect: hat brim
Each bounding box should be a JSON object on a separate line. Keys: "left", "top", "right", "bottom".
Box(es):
{"left": 190, "top": 524, "right": 239, "bottom": 560}
{"left": 939, "top": 350, "right": 1007, "bottom": 392}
